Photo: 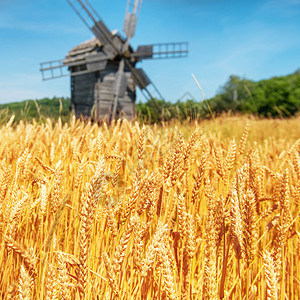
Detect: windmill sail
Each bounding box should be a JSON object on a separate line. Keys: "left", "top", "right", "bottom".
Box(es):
{"left": 123, "top": 0, "right": 143, "bottom": 39}
{"left": 126, "top": 62, "right": 163, "bottom": 111}
{"left": 132, "top": 68, "right": 151, "bottom": 89}
{"left": 40, "top": 60, "right": 69, "bottom": 80}
{"left": 135, "top": 42, "right": 188, "bottom": 60}
{"left": 66, "top": 0, "right": 121, "bottom": 55}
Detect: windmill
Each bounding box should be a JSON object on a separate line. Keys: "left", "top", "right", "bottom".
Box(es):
{"left": 40, "top": 0, "right": 188, "bottom": 121}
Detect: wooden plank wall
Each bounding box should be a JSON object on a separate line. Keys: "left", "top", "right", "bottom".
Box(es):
{"left": 95, "top": 63, "right": 136, "bottom": 120}
{"left": 71, "top": 73, "right": 96, "bottom": 105}
{"left": 71, "top": 62, "right": 136, "bottom": 120}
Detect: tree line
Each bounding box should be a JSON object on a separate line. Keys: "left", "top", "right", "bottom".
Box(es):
{"left": 137, "top": 68, "right": 300, "bottom": 122}
{"left": 1, "top": 69, "right": 299, "bottom": 124}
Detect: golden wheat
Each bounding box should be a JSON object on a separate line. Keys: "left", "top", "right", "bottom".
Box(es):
{"left": 0, "top": 115, "right": 299, "bottom": 299}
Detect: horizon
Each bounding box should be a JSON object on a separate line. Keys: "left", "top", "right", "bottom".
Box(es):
{"left": 1, "top": 68, "right": 299, "bottom": 105}
{"left": 1, "top": 0, "right": 300, "bottom": 104}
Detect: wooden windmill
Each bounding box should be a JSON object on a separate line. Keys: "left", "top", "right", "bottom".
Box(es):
{"left": 40, "top": 0, "right": 188, "bottom": 121}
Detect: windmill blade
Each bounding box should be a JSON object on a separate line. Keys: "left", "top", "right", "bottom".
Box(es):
{"left": 134, "top": 42, "right": 188, "bottom": 60}
{"left": 131, "top": 68, "right": 164, "bottom": 101}
{"left": 40, "top": 59, "right": 101, "bottom": 80}
{"left": 132, "top": 68, "right": 151, "bottom": 90}
{"left": 40, "top": 52, "right": 112, "bottom": 80}
{"left": 66, "top": 0, "right": 121, "bottom": 56}
{"left": 124, "top": 60, "right": 163, "bottom": 112}
{"left": 40, "top": 59, "right": 69, "bottom": 80}
{"left": 123, "top": 0, "right": 143, "bottom": 40}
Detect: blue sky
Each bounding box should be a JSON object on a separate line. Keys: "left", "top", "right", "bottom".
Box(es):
{"left": 0, "top": 0, "right": 300, "bottom": 104}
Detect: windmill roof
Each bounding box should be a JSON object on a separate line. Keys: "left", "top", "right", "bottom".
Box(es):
{"left": 63, "top": 31, "right": 128, "bottom": 65}
{"left": 63, "top": 37, "right": 101, "bottom": 65}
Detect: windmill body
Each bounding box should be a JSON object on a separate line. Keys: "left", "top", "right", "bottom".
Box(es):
{"left": 40, "top": 0, "right": 188, "bottom": 121}
{"left": 64, "top": 35, "right": 136, "bottom": 120}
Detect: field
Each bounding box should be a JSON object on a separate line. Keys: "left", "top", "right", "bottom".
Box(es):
{"left": 0, "top": 115, "right": 299, "bottom": 299}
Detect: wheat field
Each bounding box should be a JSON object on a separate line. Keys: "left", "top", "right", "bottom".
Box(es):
{"left": 0, "top": 115, "right": 299, "bottom": 299}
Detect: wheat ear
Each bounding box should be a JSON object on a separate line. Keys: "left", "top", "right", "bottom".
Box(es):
{"left": 159, "top": 242, "right": 177, "bottom": 300}
{"left": 202, "top": 203, "right": 218, "bottom": 300}
{"left": 0, "top": 166, "right": 11, "bottom": 203}
{"left": 105, "top": 205, "right": 118, "bottom": 240}
{"left": 4, "top": 236, "right": 37, "bottom": 282}
{"left": 263, "top": 250, "right": 278, "bottom": 300}
{"left": 103, "top": 252, "right": 119, "bottom": 298}
{"left": 50, "top": 162, "right": 63, "bottom": 215}
{"left": 238, "top": 123, "right": 250, "bottom": 157}
{"left": 141, "top": 222, "right": 169, "bottom": 277}
{"left": 224, "top": 139, "right": 236, "bottom": 179}
{"left": 44, "top": 265, "right": 57, "bottom": 300}
{"left": 112, "top": 214, "right": 139, "bottom": 275}
{"left": 242, "top": 189, "right": 258, "bottom": 265}
{"left": 230, "top": 190, "right": 244, "bottom": 260}
{"left": 182, "top": 212, "right": 196, "bottom": 299}
{"left": 18, "top": 264, "right": 33, "bottom": 300}
{"left": 56, "top": 252, "right": 71, "bottom": 300}
{"left": 191, "top": 141, "right": 208, "bottom": 204}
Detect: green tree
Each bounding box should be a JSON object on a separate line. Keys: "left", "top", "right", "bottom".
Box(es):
{"left": 208, "top": 69, "right": 300, "bottom": 117}
{"left": 210, "top": 75, "right": 255, "bottom": 113}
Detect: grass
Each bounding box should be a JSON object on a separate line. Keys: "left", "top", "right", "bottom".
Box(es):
{"left": 0, "top": 97, "right": 71, "bottom": 125}
{"left": 0, "top": 115, "right": 299, "bottom": 299}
